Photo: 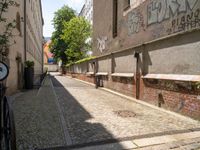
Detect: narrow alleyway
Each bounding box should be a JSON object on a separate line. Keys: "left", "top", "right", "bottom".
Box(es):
{"left": 13, "top": 73, "right": 200, "bottom": 150}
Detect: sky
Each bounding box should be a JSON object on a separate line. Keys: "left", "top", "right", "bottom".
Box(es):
{"left": 41, "top": 0, "right": 85, "bottom": 37}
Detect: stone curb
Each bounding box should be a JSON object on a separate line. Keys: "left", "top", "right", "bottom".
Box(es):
{"left": 73, "top": 131, "right": 200, "bottom": 150}
{"left": 49, "top": 76, "right": 73, "bottom": 146}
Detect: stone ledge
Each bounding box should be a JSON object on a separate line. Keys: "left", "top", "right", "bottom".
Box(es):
{"left": 86, "top": 72, "right": 94, "bottom": 76}
{"left": 142, "top": 74, "right": 200, "bottom": 82}
{"left": 96, "top": 72, "right": 108, "bottom": 76}
{"left": 111, "top": 73, "right": 134, "bottom": 78}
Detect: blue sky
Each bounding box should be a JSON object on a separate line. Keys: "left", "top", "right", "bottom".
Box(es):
{"left": 41, "top": 0, "right": 84, "bottom": 37}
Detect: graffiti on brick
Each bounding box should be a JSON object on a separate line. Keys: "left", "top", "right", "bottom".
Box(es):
{"left": 150, "top": 24, "right": 165, "bottom": 38}
{"left": 127, "top": 10, "right": 145, "bottom": 35}
{"left": 147, "top": 0, "right": 198, "bottom": 25}
{"left": 167, "top": 8, "right": 200, "bottom": 34}
{"left": 97, "top": 36, "right": 108, "bottom": 53}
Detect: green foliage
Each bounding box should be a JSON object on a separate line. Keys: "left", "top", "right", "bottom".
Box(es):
{"left": 66, "top": 56, "right": 96, "bottom": 67}
{"left": 74, "top": 56, "right": 96, "bottom": 64}
{"left": 50, "top": 5, "right": 75, "bottom": 65}
{"left": 0, "top": 0, "right": 18, "bottom": 61}
{"left": 61, "top": 17, "right": 91, "bottom": 64}
{"left": 25, "top": 60, "right": 34, "bottom": 68}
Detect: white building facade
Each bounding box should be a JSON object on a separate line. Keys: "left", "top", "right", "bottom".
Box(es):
{"left": 79, "top": 0, "right": 93, "bottom": 24}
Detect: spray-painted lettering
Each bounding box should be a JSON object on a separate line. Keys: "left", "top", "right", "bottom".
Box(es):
{"left": 167, "top": 8, "right": 200, "bottom": 34}
{"left": 147, "top": 0, "right": 198, "bottom": 25}
{"left": 128, "top": 10, "right": 144, "bottom": 35}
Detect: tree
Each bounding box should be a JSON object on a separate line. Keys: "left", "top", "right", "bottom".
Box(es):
{"left": 50, "top": 5, "right": 75, "bottom": 65}
{"left": 61, "top": 17, "right": 91, "bottom": 63}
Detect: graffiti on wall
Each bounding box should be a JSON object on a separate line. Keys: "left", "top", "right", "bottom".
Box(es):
{"left": 147, "top": 0, "right": 198, "bottom": 25}
{"left": 167, "top": 8, "right": 200, "bottom": 34}
{"left": 128, "top": 10, "right": 145, "bottom": 35}
{"left": 97, "top": 36, "right": 108, "bottom": 53}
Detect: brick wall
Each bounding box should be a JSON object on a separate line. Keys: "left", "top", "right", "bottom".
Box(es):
{"left": 66, "top": 73, "right": 95, "bottom": 84}
{"left": 65, "top": 71, "right": 200, "bottom": 120}
{"left": 66, "top": 72, "right": 136, "bottom": 97}
{"left": 142, "top": 79, "right": 200, "bottom": 120}
{"left": 102, "top": 76, "right": 136, "bottom": 97}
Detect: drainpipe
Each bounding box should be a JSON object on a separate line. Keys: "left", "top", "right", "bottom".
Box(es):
{"left": 134, "top": 51, "right": 140, "bottom": 99}
{"left": 24, "top": 0, "right": 26, "bottom": 62}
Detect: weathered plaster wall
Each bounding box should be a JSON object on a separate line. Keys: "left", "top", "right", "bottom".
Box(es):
{"left": 113, "top": 50, "right": 136, "bottom": 73}
{"left": 93, "top": 0, "right": 200, "bottom": 56}
{"left": 4, "top": 0, "right": 25, "bottom": 95}
{"left": 73, "top": 62, "right": 88, "bottom": 74}
{"left": 142, "top": 30, "right": 200, "bottom": 75}
{"left": 93, "top": 0, "right": 113, "bottom": 55}
{"left": 26, "top": 0, "right": 43, "bottom": 75}
{"left": 88, "top": 61, "right": 95, "bottom": 72}
{"left": 97, "top": 57, "right": 112, "bottom": 72}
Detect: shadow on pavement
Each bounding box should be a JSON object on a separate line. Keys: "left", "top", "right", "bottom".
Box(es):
{"left": 49, "top": 75, "right": 125, "bottom": 149}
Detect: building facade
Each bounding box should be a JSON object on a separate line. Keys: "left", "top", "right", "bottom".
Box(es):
{"left": 25, "top": 0, "right": 43, "bottom": 84}
{"left": 66, "top": 0, "right": 200, "bottom": 120}
{"left": 44, "top": 40, "right": 53, "bottom": 64}
{"left": 79, "top": 0, "right": 93, "bottom": 24}
{"left": 1, "top": 0, "right": 43, "bottom": 94}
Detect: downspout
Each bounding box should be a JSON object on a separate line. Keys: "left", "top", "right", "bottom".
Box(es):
{"left": 39, "top": 0, "right": 44, "bottom": 73}
{"left": 24, "top": 0, "right": 26, "bottom": 62}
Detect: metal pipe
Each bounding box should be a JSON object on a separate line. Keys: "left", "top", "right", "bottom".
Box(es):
{"left": 24, "top": 0, "right": 26, "bottom": 62}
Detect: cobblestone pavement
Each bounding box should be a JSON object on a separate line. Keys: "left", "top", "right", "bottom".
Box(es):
{"left": 13, "top": 77, "right": 66, "bottom": 149}
{"left": 13, "top": 73, "right": 200, "bottom": 150}
{"left": 51, "top": 73, "right": 200, "bottom": 146}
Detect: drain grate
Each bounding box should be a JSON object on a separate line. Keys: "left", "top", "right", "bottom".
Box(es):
{"left": 114, "top": 110, "right": 136, "bottom": 118}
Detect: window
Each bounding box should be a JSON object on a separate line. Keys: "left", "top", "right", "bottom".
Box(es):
{"left": 16, "top": 12, "right": 21, "bottom": 35}
{"left": 124, "top": 0, "right": 130, "bottom": 10}
{"left": 113, "top": 0, "right": 118, "bottom": 38}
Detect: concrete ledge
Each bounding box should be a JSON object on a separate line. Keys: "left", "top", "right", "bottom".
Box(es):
{"left": 86, "top": 72, "right": 94, "bottom": 76}
{"left": 142, "top": 74, "right": 200, "bottom": 82}
{"left": 111, "top": 73, "right": 134, "bottom": 78}
{"left": 96, "top": 72, "right": 108, "bottom": 76}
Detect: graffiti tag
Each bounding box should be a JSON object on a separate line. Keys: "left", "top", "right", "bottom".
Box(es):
{"left": 167, "top": 8, "right": 200, "bottom": 34}
{"left": 147, "top": 0, "right": 198, "bottom": 25}
{"left": 128, "top": 10, "right": 144, "bottom": 35}
{"left": 97, "top": 37, "right": 108, "bottom": 53}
